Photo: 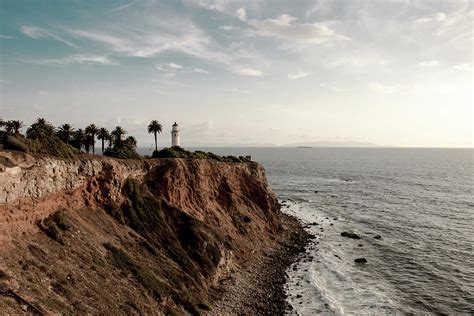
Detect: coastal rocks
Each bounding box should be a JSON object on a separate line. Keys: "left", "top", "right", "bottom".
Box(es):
{"left": 374, "top": 235, "right": 382, "bottom": 240}
{"left": 354, "top": 258, "right": 367, "bottom": 264}
{"left": 340, "top": 232, "right": 360, "bottom": 239}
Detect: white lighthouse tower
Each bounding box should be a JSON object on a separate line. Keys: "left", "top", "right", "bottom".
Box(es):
{"left": 171, "top": 122, "right": 180, "bottom": 147}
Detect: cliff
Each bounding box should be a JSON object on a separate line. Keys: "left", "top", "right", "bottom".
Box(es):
{"left": 0, "top": 151, "right": 285, "bottom": 315}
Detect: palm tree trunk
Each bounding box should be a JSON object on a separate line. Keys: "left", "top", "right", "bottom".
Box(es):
{"left": 101, "top": 139, "right": 105, "bottom": 154}
{"left": 154, "top": 132, "right": 157, "bottom": 151}
{"left": 92, "top": 135, "right": 95, "bottom": 155}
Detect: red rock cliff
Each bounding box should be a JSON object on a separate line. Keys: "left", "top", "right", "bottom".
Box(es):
{"left": 0, "top": 151, "right": 282, "bottom": 315}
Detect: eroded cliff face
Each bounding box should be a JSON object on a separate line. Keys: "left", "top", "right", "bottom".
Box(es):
{"left": 0, "top": 151, "right": 282, "bottom": 315}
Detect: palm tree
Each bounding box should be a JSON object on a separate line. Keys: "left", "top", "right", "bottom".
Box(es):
{"left": 84, "top": 134, "right": 94, "bottom": 154}
{"left": 5, "top": 120, "right": 24, "bottom": 135}
{"left": 124, "top": 136, "right": 137, "bottom": 150}
{"left": 73, "top": 128, "right": 85, "bottom": 151}
{"left": 111, "top": 126, "right": 126, "bottom": 147}
{"left": 85, "top": 124, "right": 99, "bottom": 154}
{"left": 26, "top": 118, "right": 54, "bottom": 139}
{"left": 57, "top": 124, "right": 75, "bottom": 144}
{"left": 97, "top": 127, "right": 110, "bottom": 154}
{"left": 147, "top": 120, "right": 163, "bottom": 151}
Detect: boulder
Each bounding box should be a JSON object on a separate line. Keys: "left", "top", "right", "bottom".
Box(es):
{"left": 340, "top": 232, "right": 360, "bottom": 239}
{"left": 374, "top": 235, "right": 382, "bottom": 240}
{"left": 354, "top": 258, "right": 367, "bottom": 264}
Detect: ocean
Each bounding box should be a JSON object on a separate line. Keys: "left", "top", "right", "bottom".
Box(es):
{"left": 179, "top": 147, "right": 474, "bottom": 315}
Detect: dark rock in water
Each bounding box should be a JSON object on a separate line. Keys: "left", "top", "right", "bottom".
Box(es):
{"left": 354, "top": 258, "right": 367, "bottom": 264}
{"left": 341, "top": 232, "right": 360, "bottom": 239}
{"left": 314, "top": 190, "right": 319, "bottom": 193}
{"left": 358, "top": 244, "right": 363, "bottom": 247}
{"left": 330, "top": 223, "right": 334, "bottom": 226}
{"left": 333, "top": 217, "right": 338, "bottom": 220}
{"left": 296, "top": 294, "right": 302, "bottom": 298}
{"left": 311, "top": 222, "right": 319, "bottom": 226}
{"left": 334, "top": 254, "right": 341, "bottom": 259}
{"left": 374, "top": 235, "right": 382, "bottom": 240}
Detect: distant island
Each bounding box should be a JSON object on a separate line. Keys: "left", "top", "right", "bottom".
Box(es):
{"left": 282, "top": 141, "right": 391, "bottom": 148}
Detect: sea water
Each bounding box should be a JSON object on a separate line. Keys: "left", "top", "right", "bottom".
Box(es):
{"left": 180, "top": 147, "right": 474, "bottom": 315}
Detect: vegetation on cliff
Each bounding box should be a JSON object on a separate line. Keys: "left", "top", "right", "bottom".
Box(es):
{"left": 0, "top": 117, "right": 141, "bottom": 159}
{"left": 152, "top": 146, "right": 251, "bottom": 162}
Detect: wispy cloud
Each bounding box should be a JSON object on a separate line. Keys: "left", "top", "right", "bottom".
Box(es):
{"left": 319, "top": 83, "right": 350, "bottom": 93}
{"left": 0, "top": 35, "right": 15, "bottom": 39}
{"left": 237, "top": 8, "right": 247, "bottom": 21}
{"left": 327, "top": 55, "right": 387, "bottom": 68}
{"left": 23, "top": 54, "right": 116, "bottom": 65}
{"left": 156, "top": 62, "right": 208, "bottom": 76}
{"left": 454, "top": 63, "right": 471, "bottom": 71}
{"left": 417, "top": 60, "right": 440, "bottom": 67}
{"left": 21, "top": 26, "right": 79, "bottom": 48}
{"left": 248, "top": 14, "right": 351, "bottom": 44}
{"left": 415, "top": 12, "right": 447, "bottom": 23}
{"left": 111, "top": 0, "right": 138, "bottom": 11}
{"left": 368, "top": 82, "right": 400, "bottom": 94}
{"left": 288, "top": 71, "right": 311, "bottom": 80}
{"left": 225, "top": 88, "right": 251, "bottom": 93}
{"left": 191, "top": 0, "right": 227, "bottom": 12}
{"left": 194, "top": 68, "right": 209, "bottom": 74}
{"left": 229, "top": 66, "right": 263, "bottom": 76}
{"left": 219, "top": 25, "right": 239, "bottom": 31}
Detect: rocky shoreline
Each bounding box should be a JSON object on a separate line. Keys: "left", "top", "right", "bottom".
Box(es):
{"left": 207, "top": 213, "right": 310, "bottom": 315}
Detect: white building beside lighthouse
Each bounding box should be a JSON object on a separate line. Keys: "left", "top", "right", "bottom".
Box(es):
{"left": 171, "top": 122, "right": 180, "bottom": 147}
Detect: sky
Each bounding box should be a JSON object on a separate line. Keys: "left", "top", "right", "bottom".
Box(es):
{"left": 0, "top": 0, "right": 472, "bottom": 148}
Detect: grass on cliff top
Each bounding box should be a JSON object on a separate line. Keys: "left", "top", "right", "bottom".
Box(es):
{"left": 103, "top": 147, "right": 142, "bottom": 160}
{"left": 3, "top": 133, "right": 78, "bottom": 159}
{"left": 152, "top": 146, "right": 250, "bottom": 162}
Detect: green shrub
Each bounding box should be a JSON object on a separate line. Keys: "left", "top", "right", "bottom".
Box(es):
{"left": 151, "top": 147, "right": 248, "bottom": 163}
{"left": 103, "top": 147, "right": 142, "bottom": 159}
{"left": 152, "top": 148, "right": 179, "bottom": 158}
{"left": 104, "top": 243, "right": 169, "bottom": 299}
{"left": 38, "top": 209, "right": 71, "bottom": 243}
{"left": 4, "top": 134, "right": 77, "bottom": 159}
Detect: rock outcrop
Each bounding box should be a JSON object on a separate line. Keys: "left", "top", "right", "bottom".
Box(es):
{"left": 0, "top": 151, "right": 283, "bottom": 315}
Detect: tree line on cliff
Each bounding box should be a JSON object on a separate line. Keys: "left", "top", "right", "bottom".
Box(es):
{"left": 0, "top": 117, "right": 159, "bottom": 159}
{"left": 0, "top": 117, "right": 250, "bottom": 162}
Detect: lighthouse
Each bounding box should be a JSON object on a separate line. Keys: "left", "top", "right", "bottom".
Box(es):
{"left": 171, "top": 122, "right": 180, "bottom": 147}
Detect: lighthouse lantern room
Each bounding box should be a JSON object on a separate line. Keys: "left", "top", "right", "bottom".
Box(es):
{"left": 171, "top": 122, "right": 180, "bottom": 147}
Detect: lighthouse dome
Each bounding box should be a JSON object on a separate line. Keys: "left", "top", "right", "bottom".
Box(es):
{"left": 172, "top": 122, "right": 179, "bottom": 132}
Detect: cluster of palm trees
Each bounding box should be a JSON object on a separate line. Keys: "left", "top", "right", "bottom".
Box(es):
{"left": 1, "top": 118, "right": 138, "bottom": 154}
{"left": 0, "top": 119, "right": 24, "bottom": 135}
{"left": 1, "top": 117, "right": 166, "bottom": 154}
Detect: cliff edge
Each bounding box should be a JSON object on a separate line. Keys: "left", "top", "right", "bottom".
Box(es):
{"left": 0, "top": 151, "right": 302, "bottom": 315}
